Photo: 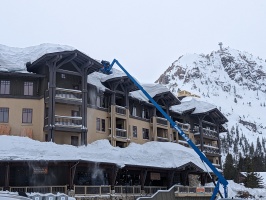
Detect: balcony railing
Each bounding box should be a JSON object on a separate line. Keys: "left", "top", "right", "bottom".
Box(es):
{"left": 115, "top": 105, "right": 126, "bottom": 115}
{"left": 115, "top": 128, "right": 127, "bottom": 138}
{"left": 52, "top": 115, "right": 82, "bottom": 127}
{"left": 154, "top": 117, "right": 168, "bottom": 126}
{"left": 55, "top": 87, "right": 82, "bottom": 101}
{"left": 193, "top": 126, "right": 218, "bottom": 139}
{"left": 175, "top": 121, "right": 190, "bottom": 131}
{"left": 115, "top": 186, "right": 141, "bottom": 194}
{"left": 203, "top": 146, "right": 220, "bottom": 155}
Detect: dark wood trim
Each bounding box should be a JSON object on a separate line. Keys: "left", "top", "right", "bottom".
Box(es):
{"left": 56, "top": 69, "right": 81, "bottom": 76}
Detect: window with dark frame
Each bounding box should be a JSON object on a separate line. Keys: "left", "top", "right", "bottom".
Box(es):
{"left": 142, "top": 128, "right": 149, "bottom": 139}
{"left": 71, "top": 136, "right": 79, "bottom": 146}
{"left": 0, "top": 107, "right": 9, "bottom": 123}
{"left": 133, "top": 126, "right": 137, "bottom": 137}
{"left": 22, "top": 108, "right": 33, "bottom": 123}
{"left": 24, "top": 82, "right": 33, "bottom": 96}
{"left": 0, "top": 80, "right": 10, "bottom": 94}
{"left": 101, "top": 119, "right": 105, "bottom": 132}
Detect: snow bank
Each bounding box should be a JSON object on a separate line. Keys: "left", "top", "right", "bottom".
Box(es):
{"left": 0, "top": 136, "right": 211, "bottom": 171}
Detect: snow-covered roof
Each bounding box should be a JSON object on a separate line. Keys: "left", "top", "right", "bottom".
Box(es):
{"left": 0, "top": 44, "right": 74, "bottom": 72}
{"left": 0, "top": 136, "right": 212, "bottom": 172}
{"left": 129, "top": 83, "right": 171, "bottom": 102}
{"left": 87, "top": 69, "right": 129, "bottom": 91}
{"left": 170, "top": 97, "right": 216, "bottom": 114}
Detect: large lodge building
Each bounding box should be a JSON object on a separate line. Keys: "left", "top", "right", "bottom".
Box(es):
{"left": 0, "top": 48, "right": 227, "bottom": 197}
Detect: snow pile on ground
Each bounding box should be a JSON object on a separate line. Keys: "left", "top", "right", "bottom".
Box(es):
{"left": 0, "top": 135, "right": 211, "bottom": 171}
{"left": 225, "top": 180, "right": 266, "bottom": 199}
{"left": 0, "top": 44, "right": 74, "bottom": 72}
{"left": 0, "top": 191, "right": 75, "bottom": 200}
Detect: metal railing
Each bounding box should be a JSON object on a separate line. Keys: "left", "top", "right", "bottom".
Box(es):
{"left": 9, "top": 185, "right": 67, "bottom": 194}
{"left": 55, "top": 88, "right": 82, "bottom": 101}
{"left": 115, "top": 128, "right": 127, "bottom": 138}
{"left": 114, "top": 186, "right": 141, "bottom": 194}
{"left": 74, "top": 185, "right": 111, "bottom": 195}
{"left": 54, "top": 115, "right": 82, "bottom": 127}
{"left": 115, "top": 105, "right": 126, "bottom": 115}
{"left": 175, "top": 185, "right": 214, "bottom": 194}
{"left": 144, "top": 186, "right": 167, "bottom": 194}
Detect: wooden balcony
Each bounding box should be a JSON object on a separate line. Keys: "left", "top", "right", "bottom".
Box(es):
{"left": 175, "top": 121, "right": 190, "bottom": 132}
{"left": 193, "top": 127, "right": 218, "bottom": 140}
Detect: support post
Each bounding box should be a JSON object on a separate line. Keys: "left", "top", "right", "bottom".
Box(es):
{"left": 4, "top": 163, "right": 10, "bottom": 190}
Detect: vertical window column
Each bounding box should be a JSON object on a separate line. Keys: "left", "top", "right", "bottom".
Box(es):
{"left": 0, "top": 80, "right": 10, "bottom": 94}
{"left": 22, "top": 108, "right": 33, "bottom": 123}
{"left": 24, "top": 82, "right": 33, "bottom": 96}
{"left": 0, "top": 108, "right": 9, "bottom": 123}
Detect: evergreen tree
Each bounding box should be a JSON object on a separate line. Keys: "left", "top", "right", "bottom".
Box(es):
{"left": 244, "top": 157, "right": 264, "bottom": 188}
{"left": 223, "top": 153, "right": 237, "bottom": 180}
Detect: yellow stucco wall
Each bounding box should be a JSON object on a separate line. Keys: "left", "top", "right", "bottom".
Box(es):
{"left": 0, "top": 98, "right": 44, "bottom": 141}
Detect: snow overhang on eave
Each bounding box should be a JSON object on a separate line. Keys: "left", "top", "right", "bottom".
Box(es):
{"left": 0, "top": 71, "right": 45, "bottom": 78}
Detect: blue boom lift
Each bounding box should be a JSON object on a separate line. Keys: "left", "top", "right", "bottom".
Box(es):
{"left": 101, "top": 59, "right": 228, "bottom": 199}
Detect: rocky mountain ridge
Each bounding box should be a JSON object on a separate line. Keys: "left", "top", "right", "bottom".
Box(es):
{"left": 156, "top": 45, "right": 266, "bottom": 160}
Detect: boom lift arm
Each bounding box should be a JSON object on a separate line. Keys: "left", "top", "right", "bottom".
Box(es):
{"left": 101, "top": 59, "right": 228, "bottom": 199}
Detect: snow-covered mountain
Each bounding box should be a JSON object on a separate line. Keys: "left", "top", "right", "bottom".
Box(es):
{"left": 156, "top": 46, "right": 266, "bottom": 158}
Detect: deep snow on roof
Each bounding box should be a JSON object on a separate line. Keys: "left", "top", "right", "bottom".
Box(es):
{"left": 0, "top": 44, "right": 74, "bottom": 72}
{"left": 0, "top": 136, "right": 211, "bottom": 171}
{"left": 170, "top": 97, "right": 216, "bottom": 114}
{"left": 129, "top": 83, "right": 171, "bottom": 102}
{"left": 87, "top": 69, "right": 127, "bottom": 91}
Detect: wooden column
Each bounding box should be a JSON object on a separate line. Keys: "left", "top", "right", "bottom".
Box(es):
{"left": 47, "top": 60, "right": 58, "bottom": 142}
{"left": 109, "top": 166, "right": 118, "bottom": 190}
{"left": 81, "top": 67, "right": 89, "bottom": 145}
{"left": 167, "top": 170, "right": 175, "bottom": 188}
{"left": 140, "top": 169, "right": 147, "bottom": 190}
{"left": 4, "top": 163, "right": 10, "bottom": 190}
{"left": 216, "top": 123, "right": 222, "bottom": 169}
{"left": 198, "top": 116, "right": 204, "bottom": 152}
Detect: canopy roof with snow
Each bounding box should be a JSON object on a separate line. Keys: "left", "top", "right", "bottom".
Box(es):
{"left": 170, "top": 97, "right": 228, "bottom": 123}
{"left": 0, "top": 136, "right": 212, "bottom": 172}
{"left": 129, "top": 83, "right": 180, "bottom": 106}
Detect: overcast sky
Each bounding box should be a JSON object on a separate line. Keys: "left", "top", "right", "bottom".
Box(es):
{"left": 0, "top": 0, "right": 265, "bottom": 83}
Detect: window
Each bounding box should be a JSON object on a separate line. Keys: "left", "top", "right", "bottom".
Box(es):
{"left": 96, "top": 96, "right": 101, "bottom": 107}
{"left": 24, "top": 82, "right": 33, "bottom": 95}
{"left": 142, "top": 128, "right": 149, "bottom": 139}
{"left": 0, "top": 80, "right": 10, "bottom": 94}
{"left": 133, "top": 126, "right": 137, "bottom": 138}
{"left": 132, "top": 106, "right": 137, "bottom": 116}
{"left": 96, "top": 118, "right": 100, "bottom": 131}
{"left": 71, "top": 136, "right": 79, "bottom": 146}
{"left": 101, "top": 119, "right": 105, "bottom": 132}
{"left": 22, "top": 108, "right": 33, "bottom": 123}
{"left": 96, "top": 118, "right": 106, "bottom": 132}
{"left": 0, "top": 107, "right": 9, "bottom": 123}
